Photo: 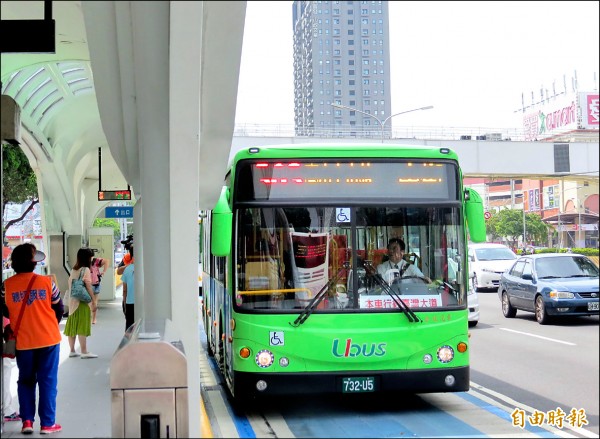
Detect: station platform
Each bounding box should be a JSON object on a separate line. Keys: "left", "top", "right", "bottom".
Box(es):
{"left": 2, "top": 281, "right": 233, "bottom": 438}
{"left": 2, "top": 287, "right": 146, "bottom": 439}
{"left": 2, "top": 288, "right": 133, "bottom": 438}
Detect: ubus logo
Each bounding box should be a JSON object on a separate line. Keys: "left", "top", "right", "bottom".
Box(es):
{"left": 332, "top": 338, "right": 386, "bottom": 358}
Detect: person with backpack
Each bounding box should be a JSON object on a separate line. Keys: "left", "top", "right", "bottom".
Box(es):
{"left": 87, "top": 249, "right": 109, "bottom": 325}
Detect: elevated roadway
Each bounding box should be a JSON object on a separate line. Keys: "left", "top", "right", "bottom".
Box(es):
{"left": 230, "top": 134, "right": 599, "bottom": 182}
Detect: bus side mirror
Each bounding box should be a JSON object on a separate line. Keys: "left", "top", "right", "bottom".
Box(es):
{"left": 465, "top": 188, "right": 486, "bottom": 243}
{"left": 211, "top": 187, "right": 232, "bottom": 257}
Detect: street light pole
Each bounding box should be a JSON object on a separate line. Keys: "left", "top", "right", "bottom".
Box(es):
{"left": 558, "top": 209, "right": 562, "bottom": 248}
{"left": 562, "top": 184, "right": 586, "bottom": 248}
{"left": 578, "top": 197, "right": 582, "bottom": 247}
{"left": 523, "top": 206, "right": 527, "bottom": 251}
{"left": 331, "top": 104, "right": 433, "bottom": 142}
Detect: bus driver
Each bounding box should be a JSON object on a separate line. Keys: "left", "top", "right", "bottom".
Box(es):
{"left": 376, "top": 238, "right": 430, "bottom": 284}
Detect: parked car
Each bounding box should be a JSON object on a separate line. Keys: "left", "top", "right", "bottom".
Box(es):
{"left": 467, "top": 284, "right": 480, "bottom": 327}
{"left": 468, "top": 243, "right": 517, "bottom": 291}
{"left": 498, "top": 253, "right": 599, "bottom": 324}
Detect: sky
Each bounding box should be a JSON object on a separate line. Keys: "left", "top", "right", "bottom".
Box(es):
{"left": 234, "top": 1, "right": 599, "bottom": 130}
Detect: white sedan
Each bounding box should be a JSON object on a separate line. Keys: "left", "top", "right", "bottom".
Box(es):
{"left": 468, "top": 285, "right": 480, "bottom": 327}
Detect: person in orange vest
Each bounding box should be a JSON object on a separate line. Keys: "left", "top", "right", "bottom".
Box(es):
{"left": 3, "top": 243, "right": 63, "bottom": 434}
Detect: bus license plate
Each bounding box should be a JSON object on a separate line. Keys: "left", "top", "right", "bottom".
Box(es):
{"left": 341, "top": 377, "right": 376, "bottom": 393}
{"left": 589, "top": 302, "right": 599, "bottom": 311}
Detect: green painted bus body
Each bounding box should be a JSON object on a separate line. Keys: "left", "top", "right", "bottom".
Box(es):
{"left": 202, "top": 144, "right": 484, "bottom": 399}
{"left": 232, "top": 312, "right": 468, "bottom": 372}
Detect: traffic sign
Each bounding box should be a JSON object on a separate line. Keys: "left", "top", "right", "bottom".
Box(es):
{"left": 484, "top": 211, "right": 492, "bottom": 220}
{"left": 105, "top": 206, "right": 133, "bottom": 218}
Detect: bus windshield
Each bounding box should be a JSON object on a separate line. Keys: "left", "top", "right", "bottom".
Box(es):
{"left": 234, "top": 206, "right": 466, "bottom": 312}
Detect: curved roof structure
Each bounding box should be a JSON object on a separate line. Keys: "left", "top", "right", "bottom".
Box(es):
{"left": 2, "top": 1, "right": 126, "bottom": 235}
{"left": 2, "top": 1, "right": 246, "bottom": 237}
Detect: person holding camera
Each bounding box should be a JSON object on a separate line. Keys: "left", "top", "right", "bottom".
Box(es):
{"left": 116, "top": 235, "right": 134, "bottom": 276}
{"left": 120, "top": 245, "right": 136, "bottom": 331}
{"left": 87, "top": 249, "right": 109, "bottom": 325}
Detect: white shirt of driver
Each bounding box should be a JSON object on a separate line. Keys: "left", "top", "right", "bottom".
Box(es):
{"left": 376, "top": 259, "right": 424, "bottom": 283}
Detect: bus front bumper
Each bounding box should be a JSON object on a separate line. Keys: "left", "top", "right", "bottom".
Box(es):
{"left": 232, "top": 366, "right": 469, "bottom": 398}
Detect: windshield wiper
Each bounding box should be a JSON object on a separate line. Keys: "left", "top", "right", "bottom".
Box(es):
{"left": 290, "top": 262, "right": 350, "bottom": 327}
{"left": 365, "top": 262, "right": 421, "bottom": 323}
{"left": 565, "top": 274, "right": 591, "bottom": 278}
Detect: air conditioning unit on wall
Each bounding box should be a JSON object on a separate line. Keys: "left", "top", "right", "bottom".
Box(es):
{"left": 1, "top": 94, "right": 21, "bottom": 146}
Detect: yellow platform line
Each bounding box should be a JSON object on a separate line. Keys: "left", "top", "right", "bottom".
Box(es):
{"left": 200, "top": 391, "right": 214, "bottom": 437}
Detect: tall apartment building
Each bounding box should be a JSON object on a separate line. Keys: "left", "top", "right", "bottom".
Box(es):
{"left": 293, "top": 1, "right": 391, "bottom": 137}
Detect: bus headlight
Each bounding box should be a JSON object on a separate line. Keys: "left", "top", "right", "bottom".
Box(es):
{"left": 437, "top": 345, "right": 454, "bottom": 363}
{"left": 255, "top": 350, "right": 274, "bottom": 368}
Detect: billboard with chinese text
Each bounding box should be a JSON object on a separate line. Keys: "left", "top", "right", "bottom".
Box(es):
{"left": 522, "top": 91, "right": 599, "bottom": 140}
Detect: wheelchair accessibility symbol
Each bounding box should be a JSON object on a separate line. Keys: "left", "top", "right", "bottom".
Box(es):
{"left": 270, "top": 331, "right": 284, "bottom": 346}
{"left": 336, "top": 208, "right": 351, "bottom": 223}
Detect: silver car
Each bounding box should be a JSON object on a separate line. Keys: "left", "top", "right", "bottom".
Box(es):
{"left": 468, "top": 243, "right": 517, "bottom": 291}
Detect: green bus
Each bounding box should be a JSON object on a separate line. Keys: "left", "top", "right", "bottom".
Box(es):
{"left": 201, "top": 143, "right": 485, "bottom": 399}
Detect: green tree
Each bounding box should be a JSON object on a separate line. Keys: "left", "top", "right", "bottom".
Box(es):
{"left": 525, "top": 212, "right": 552, "bottom": 245}
{"left": 485, "top": 209, "right": 550, "bottom": 248}
{"left": 2, "top": 143, "right": 38, "bottom": 240}
{"left": 92, "top": 218, "right": 121, "bottom": 242}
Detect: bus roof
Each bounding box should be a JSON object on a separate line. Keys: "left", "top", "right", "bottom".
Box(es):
{"left": 228, "top": 143, "right": 460, "bottom": 170}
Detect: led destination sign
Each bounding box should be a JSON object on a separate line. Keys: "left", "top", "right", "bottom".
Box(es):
{"left": 235, "top": 160, "right": 457, "bottom": 202}
{"left": 98, "top": 190, "right": 132, "bottom": 201}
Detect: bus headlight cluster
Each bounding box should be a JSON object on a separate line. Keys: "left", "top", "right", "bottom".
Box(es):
{"left": 255, "top": 350, "right": 274, "bottom": 368}
{"left": 437, "top": 345, "right": 455, "bottom": 363}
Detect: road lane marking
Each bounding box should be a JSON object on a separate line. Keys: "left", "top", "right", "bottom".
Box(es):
{"left": 464, "top": 386, "right": 574, "bottom": 438}
{"left": 471, "top": 381, "right": 597, "bottom": 438}
{"left": 499, "top": 328, "right": 576, "bottom": 346}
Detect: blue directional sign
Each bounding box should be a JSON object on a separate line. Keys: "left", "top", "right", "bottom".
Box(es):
{"left": 105, "top": 206, "right": 133, "bottom": 218}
